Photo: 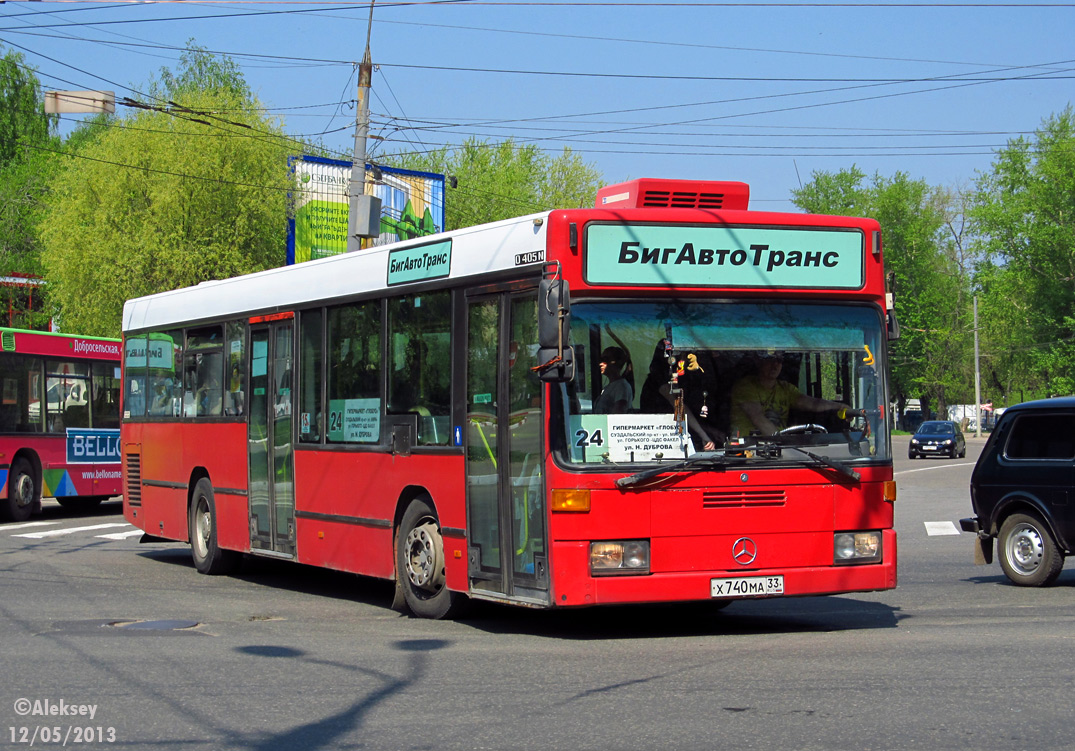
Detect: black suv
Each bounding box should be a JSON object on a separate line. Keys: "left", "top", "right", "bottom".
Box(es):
{"left": 962, "top": 398, "right": 1074, "bottom": 586}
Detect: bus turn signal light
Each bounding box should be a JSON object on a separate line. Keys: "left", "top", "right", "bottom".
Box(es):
{"left": 551, "top": 489, "right": 590, "bottom": 512}
{"left": 883, "top": 481, "right": 897, "bottom": 502}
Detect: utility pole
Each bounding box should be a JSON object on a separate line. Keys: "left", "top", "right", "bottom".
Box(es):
{"left": 974, "top": 296, "right": 982, "bottom": 438}
{"left": 347, "top": 1, "right": 381, "bottom": 253}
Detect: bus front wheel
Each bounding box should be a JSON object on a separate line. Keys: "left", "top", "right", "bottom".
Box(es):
{"left": 396, "top": 496, "right": 466, "bottom": 619}
{"left": 2, "top": 458, "right": 38, "bottom": 523}
{"left": 188, "top": 478, "right": 238, "bottom": 575}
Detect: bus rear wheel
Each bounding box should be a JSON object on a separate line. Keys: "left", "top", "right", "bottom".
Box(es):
{"left": 2, "top": 458, "right": 37, "bottom": 523}
{"left": 396, "top": 496, "right": 467, "bottom": 619}
{"left": 188, "top": 478, "right": 238, "bottom": 575}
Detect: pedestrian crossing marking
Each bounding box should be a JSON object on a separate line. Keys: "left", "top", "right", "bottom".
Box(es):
{"left": 96, "top": 529, "right": 143, "bottom": 541}
{"left": 13, "top": 522, "right": 130, "bottom": 539}
{"left": 3, "top": 521, "right": 61, "bottom": 531}
{"left": 924, "top": 521, "right": 960, "bottom": 536}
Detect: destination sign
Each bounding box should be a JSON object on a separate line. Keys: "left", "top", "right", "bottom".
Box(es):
{"left": 387, "top": 239, "right": 452, "bottom": 286}
{"left": 585, "top": 223, "right": 864, "bottom": 289}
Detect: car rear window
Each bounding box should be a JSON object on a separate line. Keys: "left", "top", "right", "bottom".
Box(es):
{"left": 1004, "top": 413, "right": 1075, "bottom": 459}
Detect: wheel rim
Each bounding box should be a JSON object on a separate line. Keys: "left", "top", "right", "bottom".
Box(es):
{"left": 193, "top": 499, "right": 211, "bottom": 559}
{"left": 1005, "top": 522, "right": 1044, "bottom": 576}
{"left": 404, "top": 520, "right": 443, "bottom": 593}
{"left": 13, "top": 473, "right": 34, "bottom": 509}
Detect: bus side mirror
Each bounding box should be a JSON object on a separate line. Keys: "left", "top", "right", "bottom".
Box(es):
{"left": 535, "top": 277, "right": 574, "bottom": 382}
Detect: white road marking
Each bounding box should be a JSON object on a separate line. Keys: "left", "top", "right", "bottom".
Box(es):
{"left": 896, "top": 461, "right": 975, "bottom": 476}
{"left": 13, "top": 523, "right": 130, "bottom": 539}
{"left": 3, "top": 521, "right": 61, "bottom": 531}
{"left": 96, "top": 529, "right": 143, "bottom": 540}
{"left": 925, "top": 521, "right": 961, "bottom": 536}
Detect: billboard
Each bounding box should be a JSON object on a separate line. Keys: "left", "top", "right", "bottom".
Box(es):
{"left": 288, "top": 155, "right": 446, "bottom": 264}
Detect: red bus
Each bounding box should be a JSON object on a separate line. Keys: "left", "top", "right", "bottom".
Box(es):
{"left": 121, "top": 178, "right": 898, "bottom": 618}
{"left": 0, "top": 327, "right": 123, "bottom": 522}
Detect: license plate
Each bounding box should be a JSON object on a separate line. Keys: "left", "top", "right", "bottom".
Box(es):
{"left": 711, "top": 575, "right": 784, "bottom": 598}
{"left": 923, "top": 445, "right": 937, "bottom": 450}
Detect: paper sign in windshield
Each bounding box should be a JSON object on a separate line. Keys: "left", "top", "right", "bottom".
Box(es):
{"left": 571, "top": 414, "right": 694, "bottom": 463}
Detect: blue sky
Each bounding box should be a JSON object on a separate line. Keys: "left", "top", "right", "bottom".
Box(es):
{"left": 1, "top": 1, "right": 1071, "bottom": 211}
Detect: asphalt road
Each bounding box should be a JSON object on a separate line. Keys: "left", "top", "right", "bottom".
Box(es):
{"left": 2, "top": 436, "right": 1073, "bottom": 751}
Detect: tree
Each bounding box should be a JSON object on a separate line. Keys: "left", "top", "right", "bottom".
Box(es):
{"left": 0, "top": 47, "right": 58, "bottom": 276}
{"left": 793, "top": 168, "right": 971, "bottom": 422}
{"left": 0, "top": 47, "right": 56, "bottom": 167}
{"left": 971, "top": 107, "right": 1075, "bottom": 399}
{"left": 383, "top": 137, "right": 603, "bottom": 230}
{"left": 40, "top": 45, "right": 299, "bottom": 336}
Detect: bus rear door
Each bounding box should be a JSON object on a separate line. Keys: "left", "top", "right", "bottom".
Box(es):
{"left": 248, "top": 317, "right": 296, "bottom": 557}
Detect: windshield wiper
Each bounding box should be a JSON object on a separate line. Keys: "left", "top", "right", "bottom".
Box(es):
{"left": 779, "top": 445, "right": 860, "bottom": 481}
{"left": 615, "top": 451, "right": 734, "bottom": 489}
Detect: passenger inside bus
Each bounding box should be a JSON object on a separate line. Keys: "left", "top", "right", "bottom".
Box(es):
{"left": 227, "top": 364, "right": 244, "bottom": 416}
{"left": 593, "top": 346, "right": 633, "bottom": 414}
{"left": 197, "top": 367, "right": 223, "bottom": 416}
{"left": 639, "top": 340, "right": 724, "bottom": 450}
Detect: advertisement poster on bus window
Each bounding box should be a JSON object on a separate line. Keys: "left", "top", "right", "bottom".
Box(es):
{"left": 287, "top": 155, "right": 446, "bottom": 264}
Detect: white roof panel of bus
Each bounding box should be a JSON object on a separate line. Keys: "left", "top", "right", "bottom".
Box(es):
{"left": 123, "top": 212, "right": 551, "bottom": 332}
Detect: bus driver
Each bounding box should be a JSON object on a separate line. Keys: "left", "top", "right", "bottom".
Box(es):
{"left": 730, "top": 350, "right": 852, "bottom": 436}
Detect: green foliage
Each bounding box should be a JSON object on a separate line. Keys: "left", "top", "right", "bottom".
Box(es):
{"left": 0, "top": 48, "right": 56, "bottom": 167}
{"left": 40, "top": 47, "right": 296, "bottom": 337}
{"left": 149, "top": 41, "right": 251, "bottom": 101}
{"left": 972, "top": 107, "right": 1075, "bottom": 400}
{"left": 0, "top": 47, "right": 58, "bottom": 280}
{"left": 384, "top": 137, "right": 603, "bottom": 230}
{"left": 793, "top": 168, "right": 971, "bottom": 417}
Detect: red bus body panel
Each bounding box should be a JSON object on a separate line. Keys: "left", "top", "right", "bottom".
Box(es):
{"left": 545, "top": 459, "right": 895, "bottom": 606}
{"left": 292, "top": 450, "right": 467, "bottom": 585}
{"left": 0, "top": 435, "right": 121, "bottom": 499}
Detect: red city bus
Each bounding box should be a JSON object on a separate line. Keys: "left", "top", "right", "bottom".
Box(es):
{"left": 0, "top": 327, "right": 123, "bottom": 522}
{"left": 121, "top": 178, "right": 898, "bottom": 618}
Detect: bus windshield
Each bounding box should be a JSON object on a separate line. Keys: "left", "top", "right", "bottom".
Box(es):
{"left": 559, "top": 300, "right": 889, "bottom": 465}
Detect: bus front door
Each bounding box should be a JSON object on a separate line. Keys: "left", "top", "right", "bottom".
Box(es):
{"left": 465, "top": 292, "right": 549, "bottom": 605}
{"left": 248, "top": 321, "right": 296, "bottom": 557}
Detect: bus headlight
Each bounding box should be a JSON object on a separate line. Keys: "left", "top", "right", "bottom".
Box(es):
{"left": 834, "top": 532, "right": 882, "bottom": 564}
{"left": 590, "top": 540, "right": 650, "bottom": 575}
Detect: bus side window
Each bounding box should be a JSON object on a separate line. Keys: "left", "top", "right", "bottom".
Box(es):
{"left": 298, "top": 310, "right": 322, "bottom": 442}
{"left": 387, "top": 292, "right": 450, "bottom": 445}
{"left": 326, "top": 300, "right": 382, "bottom": 445}
{"left": 91, "top": 361, "right": 121, "bottom": 429}
{"left": 226, "top": 320, "right": 245, "bottom": 417}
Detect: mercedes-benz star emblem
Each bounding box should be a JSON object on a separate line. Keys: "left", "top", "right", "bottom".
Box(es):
{"left": 732, "top": 537, "right": 758, "bottom": 565}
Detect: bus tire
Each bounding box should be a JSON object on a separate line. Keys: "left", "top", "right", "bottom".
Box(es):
{"left": 998, "top": 512, "right": 1064, "bottom": 587}
{"left": 2, "top": 458, "right": 37, "bottom": 523}
{"left": 396, "top": 496, "right": 467, "bottom": 619}
{"left": 189, "top": 478, "right": 238, "bottom": 575}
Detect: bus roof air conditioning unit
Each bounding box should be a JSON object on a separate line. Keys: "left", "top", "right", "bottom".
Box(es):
{"left": 595, "top": 178, "right": 750, "bottom": 210}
